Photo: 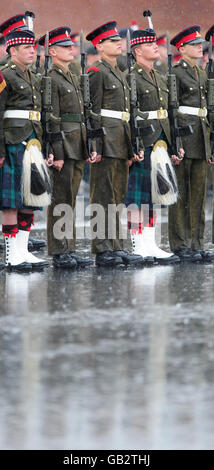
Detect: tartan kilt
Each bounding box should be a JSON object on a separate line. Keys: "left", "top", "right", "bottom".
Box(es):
{"left": 125, "top": 145, "right": 153, "bottom": 208}
{"left": 0, "top": 137, "right": 41, "bottom": 210}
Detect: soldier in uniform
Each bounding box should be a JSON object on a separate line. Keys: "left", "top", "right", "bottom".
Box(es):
{"left": 39, "top": 27, "right": 93, "bottom": 268}
{"left": 0, "top": 17, "right": 49, "bottom": 270}
{"left": 168, "top": 25, "right": 214, "bottom": 261}
{"left": 205, "top": 25, "right": 214, "bottom": 245}
{"left": 125, "top": 28, "right": 180, "bottom": 264}
{"left": 0, "top": 13, "right": 47, "bottom": 253}
{"left": 86, "top": 21, "right": 144, "bottom": 267}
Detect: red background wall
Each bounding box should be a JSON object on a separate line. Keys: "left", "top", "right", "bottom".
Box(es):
{"left": 0, "top": 0, "right": 214, "bottom": 38}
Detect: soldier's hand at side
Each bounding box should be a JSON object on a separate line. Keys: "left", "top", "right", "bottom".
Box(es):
{"left": 0, "top": 157, "right": 5, "bottom": 168}
{"left": 171, "top": 149, "right": 184, "bottom": 166}
{"left": 46, "top": 154, "right": 54, "bottom": 167}
{"left": 133, "top": 150, "right": 144, "bottom": 163}
{"left": 208, "top": 156, "right": 214, "bottom": 165}
{"left": 86, "top": 151, "right": 98, "bottom": 164}
{"left": 128, "top": 159, "right": 133, "bottom": 167}
{"left": 53, "top": 159, "right": 64, "bottom": 172}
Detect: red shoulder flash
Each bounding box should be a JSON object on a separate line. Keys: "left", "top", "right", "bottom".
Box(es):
{"left": 87, "top": 66, "right": 100, "bottom": 73}
{"left": 0, "top": 71, "right": 6, "bottom": 94}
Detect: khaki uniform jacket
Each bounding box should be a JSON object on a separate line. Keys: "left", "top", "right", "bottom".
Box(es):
{"left": 48, "top": 64, "right": 88, "bottom": 161}
{"left": 132, "top": 62, "right": 171, "bottom": 148}
{"left": 0, "top": 61, "right": 42, "bottom": 157}
{"left": 173, "top": 58, "right": 211, "bottom": 160}
{"left": 88, "top": 58, "right": 133, "bottom": 159}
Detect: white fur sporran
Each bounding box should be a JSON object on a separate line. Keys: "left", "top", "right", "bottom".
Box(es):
{"left": 21, "top": 138, "right": 51, "bottom": 207}
{"left": 150, "top": 140, "right": 178, "bottom": 205}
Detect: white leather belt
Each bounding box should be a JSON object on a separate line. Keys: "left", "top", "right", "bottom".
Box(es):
{"left": 136, "top": 109, "right": 168, "bottom": 120}
{"left": 101, "top": 109, "right": 130, "bottom": 122}
{"left": 178, "top": 106, "right": 207, "bottom": 117}
{"left": 4, "top": 110, "right": 41, "bottom": 121}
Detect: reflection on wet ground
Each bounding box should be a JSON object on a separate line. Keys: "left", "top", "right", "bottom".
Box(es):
{"left": 0, "top": 224, "right": 214, "bottom": 450}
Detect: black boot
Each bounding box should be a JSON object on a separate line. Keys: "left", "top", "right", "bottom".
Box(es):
{"left": 69, "top": 252, "right": 94, "bottom": 267}
{"left": 53, "top": 254, "right": 77, "bottom": 269}
{"left": 113, "top": 250, "right": 144, "bottom": 266}
{"left": 28, "top": 238, "right": 46, "bottom": 252}
{"left": 175, "top": 248, "right": 202, "bottom": 262}
{"left": 196, "top": 250, "right": 214, "bottom": 262}
{"left": 95, "top": 250, "right": 123, "bottom": 267}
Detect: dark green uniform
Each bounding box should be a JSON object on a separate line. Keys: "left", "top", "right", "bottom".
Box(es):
{"left": 0, "top": 61, "right": 43, "bottom": 210}
{"left": 168, "top": 58, "right": 211, "bottom": 251}
{"left": 125, "top": 63, "right": 172, "bottom": 208}
{"left": 132, "top": 63, "right": 171, "bottom": 148}
{"left": 0, "top": 61, "right": 42, "bottom": 157}
{"left": 88, "top": 58, "right": 133, "bottom": 254}
{"left": 47, "top": 64, "right": 88, "bottom": 255}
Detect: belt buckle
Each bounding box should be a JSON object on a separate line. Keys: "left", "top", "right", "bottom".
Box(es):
{"left": 29, "top": 110, "right": 40, "bottom": 121}
{"left": 198, "top": 108, "right": 207, "bottom": 118}
{"left": 122, "top": 111, "right": 130, "bottom": 122}
{"left": 157, "top": 108, "right": 167, "bottom": 120}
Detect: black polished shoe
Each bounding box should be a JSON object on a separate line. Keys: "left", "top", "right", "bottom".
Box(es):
{"left": 53, "top": 254, "right": 77, "bottom": 269}
{"left": 28, "top": 238, "right": 46, "bottom": 252}
{"left": 113, "top": 250, "right": 144, "bottom": 266}
{"left": 155, "top": 254, "right": 180, "bottom": 265}
{"left": 175, "top": 248, "right": 202, "bottom": 262}
{"left": 69, "top": 252, "right": 94, "bottom": 267}
{"left": 196, "top": 250, "right": 214, "bottom": 262}
{"left": 95, "top": 250, "right": 123, "bottom": 267}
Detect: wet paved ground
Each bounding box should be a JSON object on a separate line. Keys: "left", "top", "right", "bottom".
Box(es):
{"left": 0, "top": 217, "right": 214, "bottom": 450}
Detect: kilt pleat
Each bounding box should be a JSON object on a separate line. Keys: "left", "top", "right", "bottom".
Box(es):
{"left": 125, "top": 145, "right": 153, "bottom": 208}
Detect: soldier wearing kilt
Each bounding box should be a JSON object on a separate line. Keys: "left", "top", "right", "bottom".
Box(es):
{"left": 168, "top": 26, "right": 214, "bottom": 261}
{"left": 125, "top": 29, "right": 180, "bottom": 264}
{"left": 86, "top": 21, "right": 144, "bottom": 267}
{"left": 0, "top": 16, "right": 49, "bottom": 271}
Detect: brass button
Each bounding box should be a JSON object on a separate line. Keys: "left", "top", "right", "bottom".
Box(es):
{"left": 138, "top": 68, "right": 142, "bottom": 72}
{"left": 202, "top": 96, "right": 205, "bottom": 99}
{"left": 112, "top": 85, "right": 116, "bottom": 88}
{"left": 190, "top": 87, "right": 193, "bottom": 91}
{"left": 160, "top": 97, "right": 163, "bottom": 101}
{"left": 146, "top": 90, "right": 149, "bottom": 93}
{"left": 200, "top": 86, "right": 203, "bottom": 89}
{"left": 34, "top": 105, "right": 37, "bottom": 109}
{"left": 32, "top": 86, "right": 35, "bottom": 90}
{"left": 126, "top": 108, "right": 129, "bottom": 112}
{"left": 20, "top": 85, "right": 24, "bottom": 89}
{"left": 125, "top": 97, "right": 128, "bottom": 100}
{"left": 33, "top": 95, "right": 37, "bottom": 99}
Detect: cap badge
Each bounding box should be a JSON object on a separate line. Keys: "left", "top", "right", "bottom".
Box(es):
{"left": 65, "top": 30, "right": 69, "bottom": 37}
{"left": 196, "top": 31, "right": 201, "bottom": 37}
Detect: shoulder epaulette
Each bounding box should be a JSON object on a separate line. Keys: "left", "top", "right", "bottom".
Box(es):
{"left": 87, "top": 66, "right": 100, "bottom": 73}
